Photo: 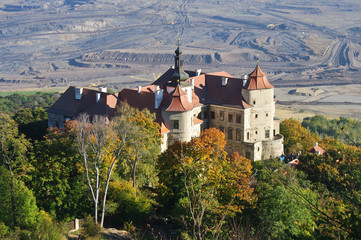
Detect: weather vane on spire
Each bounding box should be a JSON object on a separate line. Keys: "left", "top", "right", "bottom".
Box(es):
{"left": 177, "top": 38, "right": 180, "bottom": 48}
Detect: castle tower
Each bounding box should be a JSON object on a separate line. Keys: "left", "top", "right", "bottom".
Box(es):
{"left": 241, "top": 63, "right": 276, "bottom": 143}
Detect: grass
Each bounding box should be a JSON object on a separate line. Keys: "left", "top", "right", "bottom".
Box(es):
{"left": 0, "top": 87, "right": 67, "bottom": 97}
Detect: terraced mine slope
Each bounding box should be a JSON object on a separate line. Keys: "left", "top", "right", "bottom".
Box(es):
{"left": 1, "top": 0, "right": 361, "bottom": 92}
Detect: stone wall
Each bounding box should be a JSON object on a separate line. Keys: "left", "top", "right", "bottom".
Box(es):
{"left": 261, "top": 134, "right": 284, "bottom": 160}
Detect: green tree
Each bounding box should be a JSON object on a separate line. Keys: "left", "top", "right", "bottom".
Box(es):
{"left": 0, "top": 166, "right": 38, "bottom": 229}
{"left": 27, "top": 125, "right": 91, "bottom": 222}
{"left": 13, "top": 107, "right": 48, "bottom": 141}
{"left": 281, "top": 118, "right": 319, "bottom": 155}
{"left": 116, "top": 103, "right": 161, "bottom": 188}
{"left": 253, "top": 160, "right": 316, "bottom": 239}
{"left": 0, "top": 114, "right": 32, "bottom": 228}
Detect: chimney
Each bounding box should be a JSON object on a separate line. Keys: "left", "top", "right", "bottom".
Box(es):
{"left": 155, "top": 88, "right": 164, "bottom": 109}
{"left": 242, "top": 74, "right": 249, "bottom": 87}
{"left": 75, "top": 87, "right": 83, "bottom": 100}
{"left": 185, "top": 88, "right": 192, "bottom": 103}
{"left": 137, "top": 86, "right": 142, "bottom": 94}
{"left": 191, "top": 78, "right": 194, "bottom": 90}
{"left": 96, "top": 93, "right": 101, "bottom": 103}
{"left": 221, "top": 77, "right": 228, "bottom": 86}
{"left": 196, "top": 69, "right": 202, "bottom": 76}
{"left": 99, "top": 87, "right": 107, "bottom": 93}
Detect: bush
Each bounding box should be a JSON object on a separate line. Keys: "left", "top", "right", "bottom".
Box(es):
{"left": 81, "top": 215, "right": 101, "bottom": 239}
{"left": 107, "top": 180, "right": 154, "bottom": 225}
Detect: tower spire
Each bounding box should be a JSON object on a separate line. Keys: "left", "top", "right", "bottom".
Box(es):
{"left": 171, "top": 38, "right": 189, "bottom": 85}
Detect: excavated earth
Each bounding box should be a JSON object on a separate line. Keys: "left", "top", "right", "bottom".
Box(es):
{"left": 1, "top": 0, "right": 361, "bottom": 117}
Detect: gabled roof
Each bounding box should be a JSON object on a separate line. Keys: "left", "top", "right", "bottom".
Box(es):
{"left": 119, "top": 85, "right": 170, "bottom": 126}
{"left": 309, "top": 145, "right": 326, "bottom": 155}
{"left": 164, "top": 85, "right": 194, "bottom": 112}
{"left": 245, "top": 64, "right": 274, "bottom": 90}
{"left": 205, "top": 74, "right": 252, "bottom": 109}
{"left": 47, "top": 86, "right": 118, "bottom": 119}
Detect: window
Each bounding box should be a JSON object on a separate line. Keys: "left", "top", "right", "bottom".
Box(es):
{"left": 247, "top": 132, "right": 250, "bottom": 140}
{"left": 236, "top": 114, "right": 241, "bottom": 123}
{"left": 228, "top": 128, "right": 233, "bottom": 140}
{"left": 246, "top": 152, "right": 251, "bottom": 159}
{"left": 266, "top": 113, "right": 269, "bottom": 117}
{"left": 172, "top": 120, "right": 179, "bottom": 129}
{"left": 219, "top": 126, "right": 225, "bottom": 133}
{"left": 220, "top": 111, "right": 224, "bottom": 121}
{"left": 228, "top": 114, "right": 233, "bottom": 122}
{"left": 258, "top": 147, "right": 260, "bottom": 151}
{"left": 211, "top": 111, "right": 215, "bottom": 119}
{"left": 236, "top": 129, "right": 241, "bottom": 141}
{"left": 255, "top": 130, "right": 258, "bottom": 135}
{"left": 204, "top": 110, "right": 208, "bottom": 119}
{"left": 253, "top": 100, "right": 256, "bottom": 105}
{"left": 265, "top": 129, "right": 270, "bottom": 138}
{"left": 255, "top": 114, "right": 258, "bottom": 119}
{"left": 197, "top": 112, "right": 202, "bottom": 119}
{"left": 274, "top": 129, "right": 276, "bottom": 136}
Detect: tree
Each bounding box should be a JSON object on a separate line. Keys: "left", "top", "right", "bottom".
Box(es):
{"left": 280, "top": 118, "right": 319, "bottom": 155}
{"left": 73, "top": 109, "right": 160, "bottom": 227}
{"left": 116, "top": 103, "right": 161, "bottom": 188}
{"left": 13, "top": 107, "right": 48, "bottom": 141}
{"left": 252, "top": 160, "right": 316, "bottom": 239}
{"left": 27, "top": 125, "right": 91, "bottom": 221}
{"left": 157, "top": 128, "right": 254, "bottom": 239}
{"left": 0, "top": 114, "right": 32, "bottom": 228}
{"left": 0, "top": 166, "right": 38, "bottom": 229}
{"left": 298, "top": 142, "right": 361, "bottom": 239}
{"left": 73, "top": 114, "right": 119, "bottom": 227}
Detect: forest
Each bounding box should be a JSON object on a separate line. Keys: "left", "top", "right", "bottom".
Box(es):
{"left": 0, "top": 92, "right": 361, "bottom": 239}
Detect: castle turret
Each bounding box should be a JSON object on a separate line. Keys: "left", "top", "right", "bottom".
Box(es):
{"left": 162, "top": 84, "right": 194, "bottom": 143}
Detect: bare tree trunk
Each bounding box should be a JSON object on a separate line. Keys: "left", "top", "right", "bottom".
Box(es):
{"left": 95, "top": 165, "right": 100, "bottom": 224}
{"left": 132, "top": 158, "right": 138, "bottom": 188}
{"left": 100, "top": 156, "right": 119, "bottom": 227}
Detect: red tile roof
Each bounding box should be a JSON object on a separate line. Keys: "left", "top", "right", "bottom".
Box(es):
{"left": 47, "top": 86, "right": 119, "bottom": 119}
{"left": 165, "top": 85, "right": 194, "bottom": 112}
{"left": 310, "top": 145, "right": 326, "bottom": 155}
{"left": 119, "top": 85, "right": 169, "bottom": 127}
{"left": 205, "top": 74, "right": 252, "bottom": 109}
{"left": 246, "top": 64, "right": 274, "bottom": 90}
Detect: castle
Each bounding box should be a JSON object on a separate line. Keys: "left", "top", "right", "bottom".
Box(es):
{"left": 48, "top": 45, "right": 284, "bottom": 161}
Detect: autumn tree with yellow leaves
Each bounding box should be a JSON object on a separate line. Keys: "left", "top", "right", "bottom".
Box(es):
{"left": 157, "top": 128, "right": 254, "bottom": 239}
{"left": 73, "top": 105, "right": 160, "bottom": 227}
